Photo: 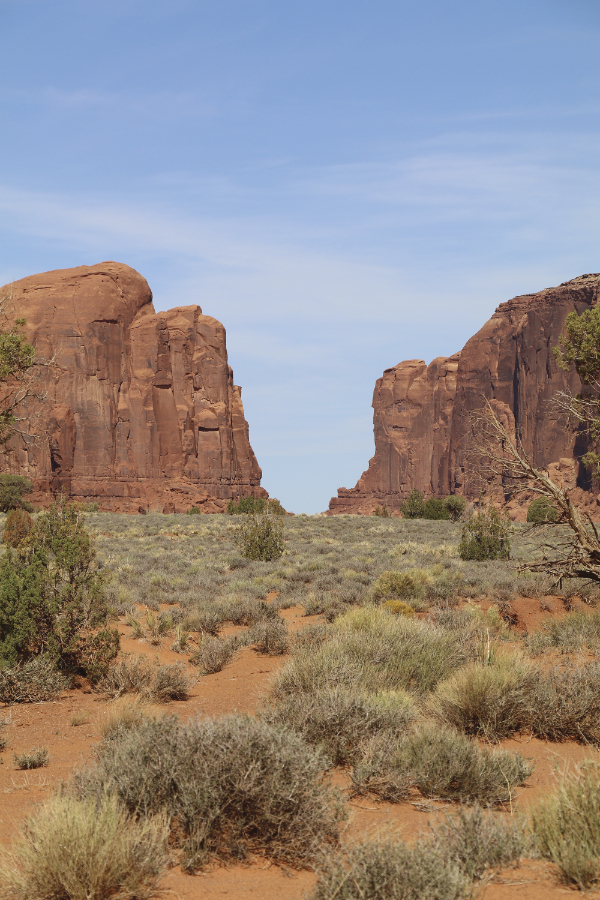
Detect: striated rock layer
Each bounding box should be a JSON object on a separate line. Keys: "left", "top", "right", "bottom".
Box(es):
{"left": 329, "top": 273, "right": 600, "bottom": 516}
{"left": 5, "top": 262, "right": 266, "bottom": 512}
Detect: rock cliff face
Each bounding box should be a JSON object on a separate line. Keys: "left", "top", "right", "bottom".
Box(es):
{"left": 329, "top": 273, "right": 600, "bottom": 516}
{"left": 4, "top": 262, "right": 266, "bottom": 512}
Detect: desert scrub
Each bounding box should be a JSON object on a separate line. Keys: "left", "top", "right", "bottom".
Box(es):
{"left": 527, "top": 496, "right": 558, "bottom": 524}
{"left": 98, "top": 656, "right": 191, "bottom": 702}
{"left": 0, "top": 656, "right": 69, "bottom": 704}
{"left": 74, "top": 714, "right": 346, "bottom": 870}
{"left": 13, "top": 747, "right": 48, "bottom": 769}
{"left": 190, "top": 635, "right": 241, "bottom": 673}
{"left": 370, "top": 569, "right": 428, "bottom": 604}
{"left": 98, "top": 696, "right": 161, "bottom": 740}
{"left": 261, "top": 687, "right": 416, "bottom": 765}
{"left": 2, "top": 509, "right": 32, "bottom": 548}
{"left": 430, "top": 652, "right": 538, "bottom": 741}
{"left": 249, "top": 619, "right": 289, "bottom": 655}
{"left": 391, "top": 723, "right": 532, "bottom": 803}
{"left": 309, "top": 834, "right": 469, "bottom": 900}
{"left": 458, "top": 504, "right": 511, "bottom": 561}
{"left": 272, "top": 606, "right": 476, "bottom": 698}
{"left": 234, "top": 513, "right": 284, "bottom": 561}
{"left": 0, "top": 793, "right": 168, "bottom": 900}
{"left": 532, "top": 760, "right": 600, "bottom": 889}
{"left": 526, "top": 609, "right": 600, "bottom": 654}
{"left": 527, "top": 662, "right": 600, "bottom": 743}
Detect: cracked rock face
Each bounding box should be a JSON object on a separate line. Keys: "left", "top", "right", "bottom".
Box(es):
{"left": 4, "top": 261, "right": 266, "bottom": 512}
{"left": 329, "top": 274, "right": 600, "bottom": 515}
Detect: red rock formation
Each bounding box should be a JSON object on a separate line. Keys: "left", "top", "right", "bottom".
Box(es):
{"left": 329, "top": 274, "right": 600, "bottom": 516}
{"left": 4, "top": 262, "right": 266, "bottom": 512}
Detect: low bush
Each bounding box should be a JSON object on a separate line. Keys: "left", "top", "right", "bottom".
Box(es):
{"left": 430, "top": 653, "right": 537, "bottom": 741}
{"left": 226, "top": 497, "right": 286, "bottom": 515}
{"left": 399, "top": 490, "right": 425, "bottom": 519}
{"left": 528, "top": 662, "right": 600, "bottom": 743}
{"left": 272, "top": 606, "right": 475, "bottom": 698}
{"left": 250, "top": 619, "right": 289, "bottom": 655}
{"left": 261, "top": 687, "right": 416, "bottom": 766}
{"left": 526, "top": 609, "right": 600, "bottom": 654}
{"left": 383, "top": 599, "right": 415, "bottom": 617}
{"left": 0, "top": 656, "right": 69, "bottom": 704}
{"left": 370, "top": 569, "right": 427, "bottom": 603}
{"left": 373, "top": 504, "right": 390, "bottom": 517}
{"left": 190, "top": 635, "right": 240, "bottom": 673}
{"left": 13, "top": 747, "right": 48, "bottom": 769}
{"left": 393, "top": 723, "right": 533, "bottom": 803}
{"left": 74, "top": 714, "right": 346, "bottom": 870}
{"left": 309, "top": 834, "right": 469, "bottom": 900}
{"left": 0, "top": 793, "right": 168, "bottom": 900}
{"left": 234, "top": 514, "right": 284, "bottom": 561}
{"left": 423, "top": 498, "right": 451, "bottom": 520}
{"left": 445, "top": 495, "right": 467, "bottom": 521}
{"left": 98, "top": 656, "right": 191, "bottom": 702}
{"left": 350, "top": 731, "right": 414, "bottom": 802}
{"left": 527, "top": 496, "right": 558, "bottom": 524}
{"left": 532, "top": 760, "right": 600, "bottom": 889}
{"left": 221, "top": 596, "right": 279, "bottom": 626}
{"left": 2, "top": 510, "right": 32, "bottom": 548}
{"left": 0, "top": 474, "right": 33, "bottom": 513}
{"left": 458, "top": 504, "right": 511, "bottom": 561}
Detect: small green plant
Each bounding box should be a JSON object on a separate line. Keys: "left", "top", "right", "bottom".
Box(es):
{"left": 2, "top": 509, "right": 33, "bottom": 548}
{"left": 423, "top": 498, "right": 451, "bottom": 520}
{"left": 13, "top": 746, "right": 48, "bottom": 769}
{"left": 0, "top": 793, "right": 168, "bottom": 900}
{"left": 0, "top": 474, "right": 33, "bottom": 513}
{"left": 458, "top": 503, "right": 511, "bottom": 561}
{"left": 187, "top": 506, "right": 201, "bottom": 515}
{"left": 527, "top": 496, "right": 558, "bottom": 524}
{"left": 234, "top": 513, "right": 284, "bottom": 561}
{"left": 399, "top": 490, "right": 424, "bottom": 519}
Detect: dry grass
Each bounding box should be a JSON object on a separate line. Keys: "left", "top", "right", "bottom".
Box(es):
{"left": 98, "top": 656, "right": 191, "bottom": 701}
{"left": 97, "top": 696, "right": 161, "bottom": 740}
{"left": 0, "top": 793, "right": 168, "bottom": 900}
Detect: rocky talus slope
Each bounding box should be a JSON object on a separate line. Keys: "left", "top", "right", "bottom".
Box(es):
{"left": 4, "top": 261, "right": 265, "bottom": 512}
{"left": 329, "top": 273, "right": 600, "bottom": 517}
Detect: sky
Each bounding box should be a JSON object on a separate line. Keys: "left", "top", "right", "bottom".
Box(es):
{"left": 1, "top": 0, "right": 600, "bottom": 513}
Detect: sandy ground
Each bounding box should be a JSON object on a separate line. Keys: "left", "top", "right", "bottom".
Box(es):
{"left": 0, "top": 599, "right": 597, "bottom": 898}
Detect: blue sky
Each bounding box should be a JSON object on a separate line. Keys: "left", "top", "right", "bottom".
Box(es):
{"left": 2, "top": 0, "right": 600, "bottom": 513}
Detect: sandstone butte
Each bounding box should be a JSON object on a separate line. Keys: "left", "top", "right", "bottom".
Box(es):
{"left": 328, "top": 273, "right": 600, "bottom": 519}
{"left": 2, "top": 261, "right": 267, "bottom": 513}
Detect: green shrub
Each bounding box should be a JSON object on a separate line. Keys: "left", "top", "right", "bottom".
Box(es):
{"left": 98, "top": 656, "right": 191, "bottom": 702}
{"left": 234, "top": 513, "right": 284, "bottom": 561}
{"left": 527, "top": 496, "right": 558, "bottom": 524}
{"left": 0, "top": 656, "right": 69, "bottom": 704}
{"left": 261, "top": 687, "right": 416, "bottom": 766}
{"left": 399, "top": 490, "right": 424, "bottom": 519}
{"left": 430, "top": 653, "right": 537, "bottom": 741}
{"left": 227, "top": 497, "right": 286, "bottom": 515}
{"left": 445, "top": 495, "right": 467, "bottom": 521}
{"left": 393, "top": 723, "right": 533, "bottom": 803}
{"left": 0, "top": 498, "right": 118, "bottom": 679}
{"left": 187, "top": 506, "right": 201, "bottom": 515}
{"left": 383, "top": 599, "right": 415, "bottom": 617}
{"left": 0, "top": 793, "right": 168, "bottom": 900}
{"left": 423, "top": 498, "right": 451, "bottom": 520}
{"left": 13, "top": 747, "right": 48, "bottom": 769}
{"left": 2, "top": 509, "right": 32, "bottom": 548}
{"left": 532, "top": 760, "right": 600, "bottom": 889}
{"left": 272, "top": 607, "right": 475, "bottom": 697}
{"left": 371, "top": 569, "right": 427, "bottom": 603}
{"left": 458, "top": 504, "right": 511, "bottom": 561}
{"left": 74, "top": 714, "right": 346, "bottom": 870}
{"left": 0, "top": 474, "right": 33, "bottom": 513}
